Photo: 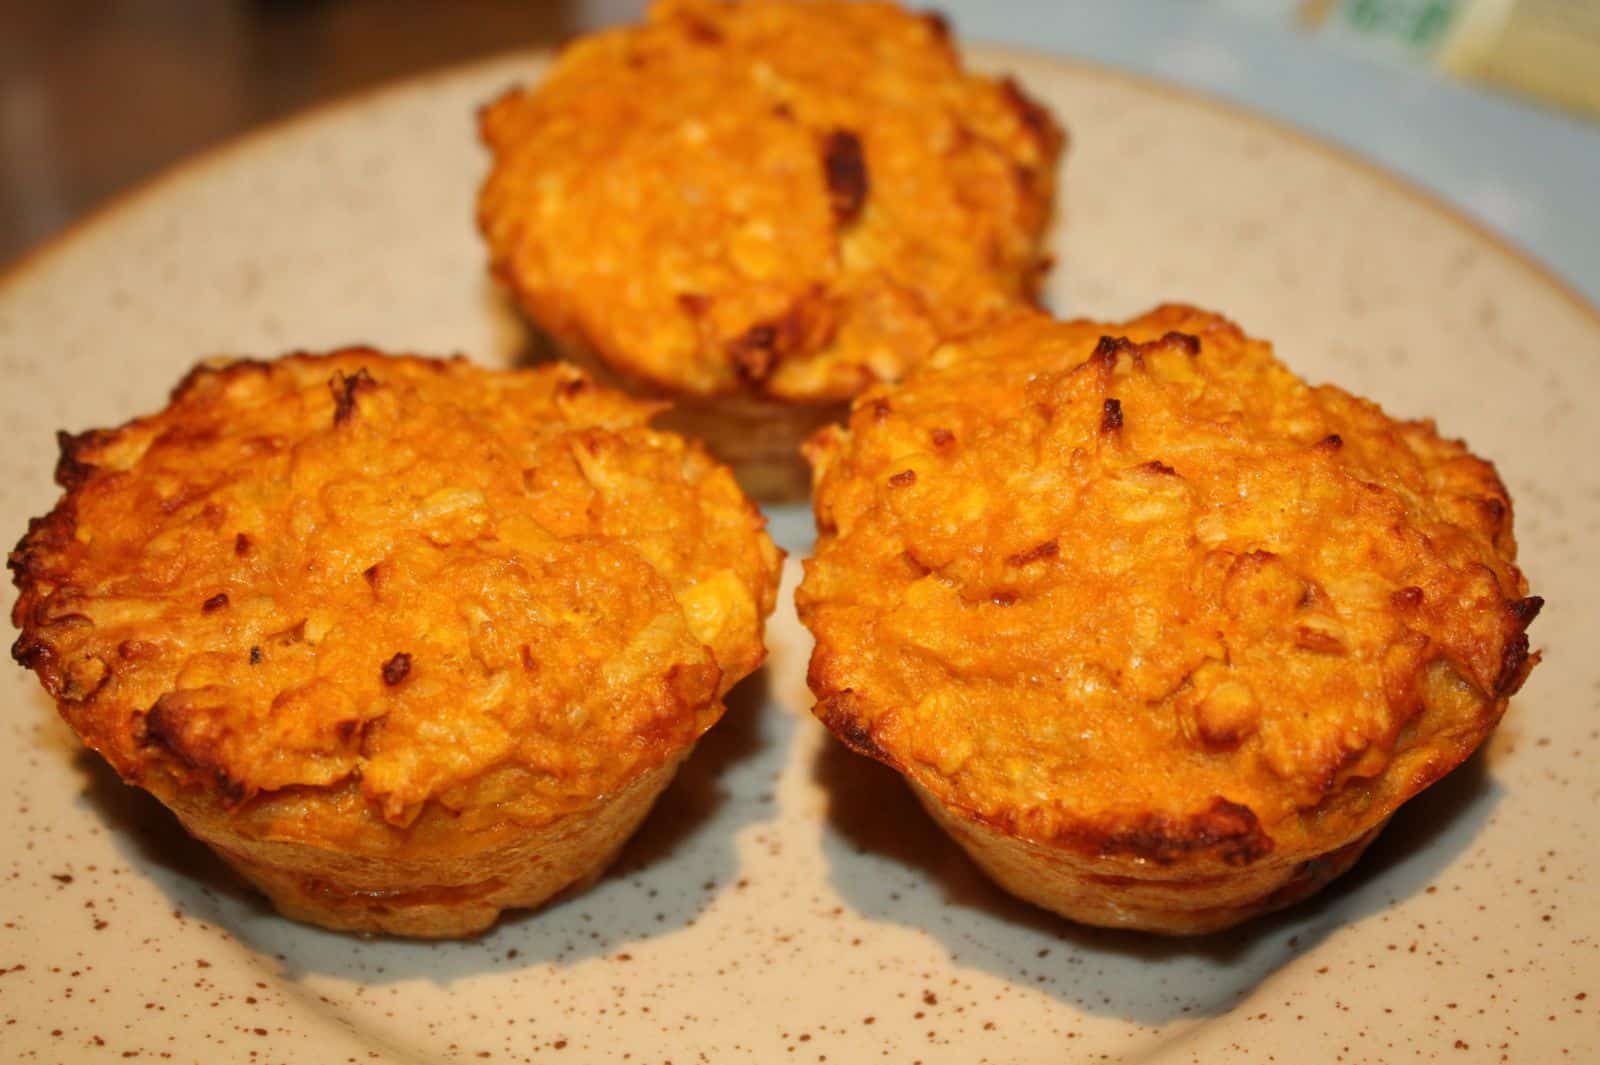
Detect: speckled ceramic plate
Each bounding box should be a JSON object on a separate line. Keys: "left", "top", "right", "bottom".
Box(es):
{"left": 3, "top": 47, "right": 1598, "bottom": 1064}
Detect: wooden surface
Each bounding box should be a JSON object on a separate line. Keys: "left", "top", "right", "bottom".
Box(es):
{"left": 0, "top": 0, "right": 645, "bottom": 265}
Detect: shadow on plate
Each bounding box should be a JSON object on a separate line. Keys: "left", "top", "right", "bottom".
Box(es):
{"left": 75, "top": 666, "right": 776, "bottom": 984}
{"left": 507, "top": 308, "right": 562, "bottom": 371}
{"left": 813, "top": 720, "right": 1500, "bottom": 1026}
{"left": 75, "top": 745, "right": 265, "bottom": 909}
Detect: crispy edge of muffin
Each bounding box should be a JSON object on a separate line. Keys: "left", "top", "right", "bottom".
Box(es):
{"left": 10, "top": 350, "right": 782, "bottom": 847}
{"left": 475, "top": 0, "right": 1065, "bottom": 403}
{"left": 798, "top": 306, "right": 1542, "bottom": 877}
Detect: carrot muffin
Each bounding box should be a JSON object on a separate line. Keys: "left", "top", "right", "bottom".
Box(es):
{"left": 11, "top": 351, "right": 782, "bottom": 938}
{"left": 478, "top": 0, "right": 1064, "bottom": 498}
{"left": 798, "top": 306, "right": 1541, "bottom": 934}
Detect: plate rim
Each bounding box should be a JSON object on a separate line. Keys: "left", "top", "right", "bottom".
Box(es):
{"left": 2, "top": 42, "right": 1596, "bottom": 333}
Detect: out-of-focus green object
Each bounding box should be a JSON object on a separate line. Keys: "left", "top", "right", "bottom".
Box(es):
{"left": 1296, "top": 0, "right": 1600, "bottom": 118}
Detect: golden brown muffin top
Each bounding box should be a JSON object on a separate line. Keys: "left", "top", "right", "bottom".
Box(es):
{"left": 799, "top": 306, "right": 1540, "bottom": 867}
{"left": 478, "top": 0, "right": 1062, "bottom": 402}
{"left": 12, "top": 352, "right": 782, "bottom": 839}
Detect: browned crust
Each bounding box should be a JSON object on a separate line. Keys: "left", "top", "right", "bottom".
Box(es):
{"left": 476, "top": 0, "right": 1066, "bottom": 403}
{"left": 809, "top": 651, "right": 1276, "bottom": 870}
{"left": 11, "top": 350, "right": 783, "bottom": 936}
{"left": 916, "top": 780, "right": 1387, "bottom": 934}
{"left": 821, "top": 127, "right": 869, "bottom": 226}
{"left": 798, "top": 305, "right": 1541, "bottom": 899}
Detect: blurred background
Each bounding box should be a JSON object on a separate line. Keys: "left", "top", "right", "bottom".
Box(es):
{"left": 4, "top": 0, "right": 1599, "bottom": 284}
{"left": 0, "top": 1, "right": 646, "bottom": 262}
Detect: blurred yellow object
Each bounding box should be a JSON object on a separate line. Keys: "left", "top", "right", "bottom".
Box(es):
{"left": 1439, "top": 0, "right": 1600, "bottom": 117}
{"left": 1298, "top": 0, "right": 1600, "bottom": 118}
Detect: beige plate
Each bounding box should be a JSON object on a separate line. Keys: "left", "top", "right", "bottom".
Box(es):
{"left": 3, "top": 48, "right": 1598, "bottom": 1063}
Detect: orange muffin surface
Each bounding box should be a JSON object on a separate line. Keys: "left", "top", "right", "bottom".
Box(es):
{"left": 800, "top": 306, "right": 1540, "bottom": 871}
{"left": 478, "top": 0, "right": 1063, "bottom": 402}
{"left": 12, "top": 352, "right": 782, "bottom": 852}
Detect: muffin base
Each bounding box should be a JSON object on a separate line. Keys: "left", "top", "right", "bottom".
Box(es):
{"left": 912, "top": 782, "right": 1388, "bottom": 935}
{"left": 167, "top": 756, "right": 685, "bottom": 939}
{"left": 532, "top": 332, "right": 842, "bottom": 502}
{"left": 654, "top": 390, "right": 844, "bottom": 503}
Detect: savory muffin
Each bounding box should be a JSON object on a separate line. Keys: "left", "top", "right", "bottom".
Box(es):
{"left": 798, "top": 306, "right": 1541, "bottom": 934}
{"left": 478, "top": 0, "right": 1064, "bottom": 498}
{"left": 11, "top": 351, "right": 782, "bottom": 938}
